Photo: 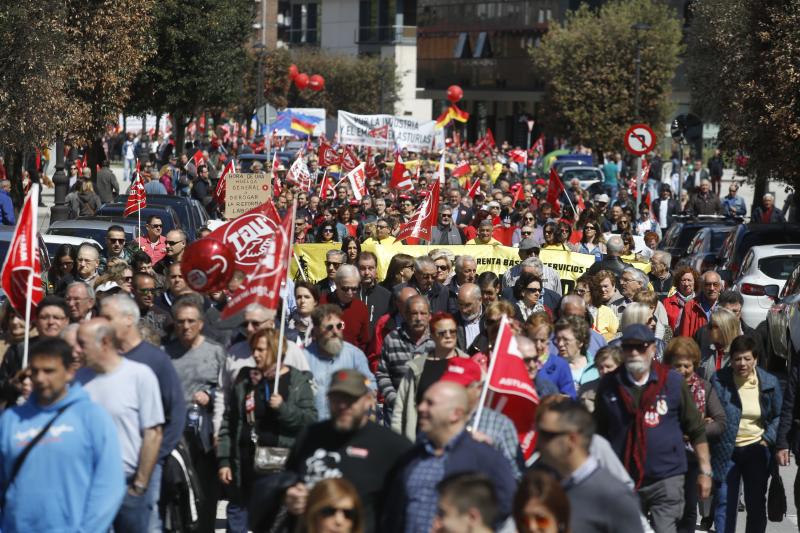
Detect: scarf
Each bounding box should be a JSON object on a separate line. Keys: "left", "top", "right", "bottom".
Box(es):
{"left": 686, "top": 372, "right": 706, "bottom": 414}
{"left": 617, "top": 361, "right": 670, "bottom": 489}
{"left": 675, "top": 291, "right": 694, "bottom": 308}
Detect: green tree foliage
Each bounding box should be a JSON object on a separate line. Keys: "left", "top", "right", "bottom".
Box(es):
{"left": 263, "top": 48, "right": 400, "bottom": 116}
{"left": 531, "top": 0, "right": 682, "bottom": 152}
{"left": 687, "top": 0, "right": 800, "bottom": 197}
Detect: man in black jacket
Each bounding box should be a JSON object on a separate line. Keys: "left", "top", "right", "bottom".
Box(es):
{"left": 651, "top": 185, "right": 680, "bottom": 231}
{"left": 400, "top": 256, "right": 457, "bottom": 315}
{"left": 586, "top": 235, "right": 627, "bottom": 278}
{"left": 357, "top": 251, "right": 391, "bottom": 328}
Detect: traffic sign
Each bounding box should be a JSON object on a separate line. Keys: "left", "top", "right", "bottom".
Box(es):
{"left": 624, "top": 123, "right": 656, "bottom": 156}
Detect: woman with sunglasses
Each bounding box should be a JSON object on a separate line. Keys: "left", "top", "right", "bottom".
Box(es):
{"left": 391, "top": 312, "right": 468, "bottom": 440}
{"left": 541, "top": 222, "right": 568, "bottom": 251}
{"left": 428, "top": 250, "right": 453, "bottom": 286}
{"left": 576, "top": 222, "right": 606, "bottom": 262}
{"left": 300, "top": 478, "right": 365, "bottom": 533}
{"left": 617, "top": 303, "right": 666, "bottom": 361}
{"left": 513, "top": 273, "right": 551, "bottom": 322}
{"left": 48, "top": 243, "right": 79, "bottom": 296}
{"left": 218, "top": 328, "right": 317, "bottom": 533}
{"left": 316, "top": 223, "right": 339, "bottom": 244}
{"left": 699, "top": 307, "right": 740, "bottom": 379}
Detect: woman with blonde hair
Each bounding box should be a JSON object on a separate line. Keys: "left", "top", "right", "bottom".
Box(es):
{"left": 524, "top": 312, "right": 576, "bottom": 398}
{"left": 700, "top": 307, "right": 740, "bottom": 378}
{"left": 300, "top": 478, "right": 365, "bottom": 533}
{"left": 428, "top": 249, "right": 454, "bottom": 285}
{"left": 618, "top": 302, "right": 666, "bottom": 360}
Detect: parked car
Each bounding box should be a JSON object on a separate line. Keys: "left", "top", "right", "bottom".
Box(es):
{"left": 42, "top": 234, "right": 103, "bottom": 257}
{"left": 95, "top": 204, "right": 181, "bottom": 234}
{"left": 559, "top": 166, "right": 605, "bottom": 195}
{"left": 47, "top": 218, "right": 142, "bottom": 245}
{"left": 766, "top": 265, "right": 800, "bottom": 362}
{"left": 659, "top": 216, "right": 739, "bottom": 268}
{"left": 114, "top": 194, "right": 208, "bottom": 240}
{"left": 717, "top": 223, "right": 800, "bottom": 283}
{"left": 677, "top": 226, "right": 737, "bottom": 272}
{"left": 733, "top": 244, "right": 800, "bottom": 328}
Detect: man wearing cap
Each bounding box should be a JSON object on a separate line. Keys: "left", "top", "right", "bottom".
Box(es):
{"left": 382, "top": 380, "right": 516, "bottom": 533}
{"left": 430, "top": 207, "right": 463, "bottom": 245}
{"left": 466, "top": 219, "right": 501, "bottom": 245}
{"left": 595, "top": 324, "right": 711, "bottom": 533}
{"left": 281, "top": 369, "right": 412, "bottom": 533}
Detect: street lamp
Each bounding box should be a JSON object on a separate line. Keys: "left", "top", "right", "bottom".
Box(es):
{"left": 631, "top": 22, "right": 651, "bottom": 213}
{"left": 50, "top": 137, "right": 69, "bottom": 222}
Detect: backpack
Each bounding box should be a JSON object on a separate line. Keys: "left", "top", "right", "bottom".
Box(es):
{"left": 161, "top": 439, "right": 203, "bottom": 532}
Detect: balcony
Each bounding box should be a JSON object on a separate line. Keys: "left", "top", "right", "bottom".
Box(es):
{"left": 355, "top": 25, "right": 417, "bottom": 45}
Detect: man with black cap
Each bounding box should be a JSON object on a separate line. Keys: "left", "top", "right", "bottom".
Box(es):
{"left": 595, "top": 324, "right": 712, "bottom": 533}
{"left": 280, "top": 369, "right": 412, "bottom": 533}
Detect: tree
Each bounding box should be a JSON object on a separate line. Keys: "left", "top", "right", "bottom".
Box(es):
{"left": 530, "top": 0, "right": 682, "bottom": 153}
{"left": 686, "top": 0, "right": 800, "bottom": 209}
{"left": 263, "top": 48, "right": 400, "bottom": 116}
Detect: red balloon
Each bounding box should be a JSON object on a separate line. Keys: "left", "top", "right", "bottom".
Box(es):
{"left": 181, "top": 238, "right": 235, "bottom": 293}
{"left": 309, "top": 74, "right": 325, "bottom": 91}
{"left": 446, "top": 85, "right": 463, "bottom": 103}
{"left": 288, "top": 64, "right": 299, "bottom": 80}
{"left": 294, "top": 73, "right": 310, "bottom": 90}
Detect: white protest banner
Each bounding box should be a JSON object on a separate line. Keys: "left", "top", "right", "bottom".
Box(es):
{"left": 337, "top": 111, "right": 444, "bottom": 152}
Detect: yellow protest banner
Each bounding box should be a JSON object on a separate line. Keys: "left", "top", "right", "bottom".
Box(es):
{"left": 538, "top": 249, "right": 597, "bottom": 294}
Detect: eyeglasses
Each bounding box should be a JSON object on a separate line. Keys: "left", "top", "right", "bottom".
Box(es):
{"left": 543, "top": 230, "right": 554, "bottom": 235}
{"left": 622, "top": 341, "right": 652, "bottom": 352}
{"left": 323, "top": 322, "right": 345, "bottom": 332}
{"left": 522, "top": 356, "right": 541, "bottom": 366}
{"left": 521, "top": 231, "right": 532, "bottom": 236}
{"left": 108, "top": 238, "right": 125, "bottom": 244}
{"left": 322, "top": 228, "right": 334, "bottom": 233}
{"left": 574, "top": 288, "right": 588, "bottom": 296}
{"left": 376, "top": 224, "right": 389, "bottom": 229}
{"left": 319, "top": 506, "right": 356, "bottom": 521}
{"left": 440, "top": 214, "right": 451, "bottom": 218}
{"left": 243, "top": 319, "right": 268, "bottom": 328}
{"left": 436, "top": 264, "right": 449, "bottom": 271}
{"left": 339, "top": 286, "right": 359, "bottom": 293}
{"left": 135, "top": 287, "right": 157, "bottom": 294}
{"left": 166, "top": 240, "right": 184, "bottom": 246}
{"left": 584, "top": 226, "right": 596, "bottom": 231}
{"left": 418, "top": 273, "right": 436, "bottom": 280}
{"left": 325, "top": 261, "right": 342, "bottom": 268}
{"left": 704, "top": 281, "right": 722, "bottom": 288}
{"left": 434, "top": 328, "right": 457, "bottom": 338}
{"left": 60, "top": 260, "right": 74, "bottom": 267}
{"left": 524, "top": 287, "right": 542, "bottom": 294}
{"left": 537, "top": 427, "right": 571, "bottom": 441}
{"left": 65, "top": 297, "right": 88, "bottom": 303}
{"left": 148, "top": 224, "right": 162, "bottom": 228}
{"left": 524, "top": 216, "right": 535, "bottom": 221}
{"left": 526, "top": 513, "right": 555, "bottom": 531}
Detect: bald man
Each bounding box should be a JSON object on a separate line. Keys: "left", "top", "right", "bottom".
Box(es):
{"left": 456, "top": 283, "right": 484, "bottom": 351}
{"left": 368, "top": 286, "right": 419, "bottom": 371}
{"left": 383, "top": 380, "right": 516, "bottom": 533}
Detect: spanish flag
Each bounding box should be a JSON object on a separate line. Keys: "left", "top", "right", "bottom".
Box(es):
{"left": 435, "top": 105, "right": 470, "bottom": 129}
{"left": 290, "top": 117, "right": 315, "bottom": 137}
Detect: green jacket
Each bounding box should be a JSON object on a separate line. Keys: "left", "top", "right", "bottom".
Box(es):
{"left": 217, "top": 366, "right": 317, "bottom": 488}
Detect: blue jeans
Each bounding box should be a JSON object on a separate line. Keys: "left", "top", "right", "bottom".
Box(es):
{"left": 715, "top": 442, "right": 771, "bottom": 533}
{"left": 147, "top": 463, "right": 163, "bottom": 532}
{"left": 226, "top": 501, "right": 249, "bottom": 533}
{"left": 114, "top": 471, "right": 159, "bottom": 533}
{"left": 124, "top": 158, "right": 136, "bottom": 182}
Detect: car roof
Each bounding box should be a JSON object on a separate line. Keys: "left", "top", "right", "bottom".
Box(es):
{"left": 560, "top": 166, "right": 602, "bottom": 172}
{"left": 48, "top": 218, "right": 137, "bottom": 229}
{"left": 42, "top": 234, "right": 101, "bottom": 247}
{"left": 746, "top": 244, "right": 800, "bottom": 258}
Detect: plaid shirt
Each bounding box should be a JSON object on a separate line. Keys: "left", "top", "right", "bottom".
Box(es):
{"left": 404, "top": 436, "right": 450, "bottom": 533}
{"left": 376, "top": 327, "right": 434, "bottom": 408}
{"left": 469, "top": 408, "right": 523, "bottom": 480}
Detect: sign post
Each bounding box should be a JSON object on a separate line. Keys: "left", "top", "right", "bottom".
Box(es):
{"left": 624, "top": 123, "right": 657, "bottom": 213}
{"left": 224, "top": 173, "right": 270, "bottom": 219}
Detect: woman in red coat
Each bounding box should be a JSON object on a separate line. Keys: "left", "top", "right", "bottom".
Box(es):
{"left": 663, "top": 266, "right": 700, "bottom": 331}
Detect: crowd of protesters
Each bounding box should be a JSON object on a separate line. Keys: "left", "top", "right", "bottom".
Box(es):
{"left": 0, "top": 130, "right": 798, "bottom": 533}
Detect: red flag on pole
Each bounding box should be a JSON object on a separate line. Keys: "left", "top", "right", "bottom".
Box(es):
{"left": 214, "top": 159, "right": 235, "bottom": 205}
{"left": 191, "top": 149, "right": 204, "bottom": 169}
{"left": 530, "top": 135, "right": 545, "bottom": 160}
{"left": 1, "top": 184, "right": 44, "bottom": 318}
{"left": 485, "top": 128, "right": 496, "bottom": 149}
{"left": 467, "top": 177, "right": 481, "bottom": 199}
{"left": 390, "top": 153, "right": 414, "bottom": 191}
{"left": 546, "top": 167, "right": 565, "bottom": 215}
{"left": 509, "top": 149, "right": 527, "bottom": 164}
{"left": 510, "top": 183, "right": 524, "bottom": 207}
{"left": 124, "top": 169, "right": 147, "bottom": 216}
{"left": 345, "top": 163, "right": 367, "bottom": 200}
{"left": 319, "top": 170, "right": 336, "bottom": 201}
{"left": 220, "top": 204, "right": 293, "bottom": 319}
{"left": 395, "top": 179, "right": 440, "bottom": 243}
{"left": 340, "top": 146, "right": 360, "bottom": 174}
{"left": 318, "top": 142, "right": 342, "bottom": 168}
{"left": 452, "top": 160, "right": 471, "bottom": 178}
{"left": 364, "top": 148, "right": 379, "bottom": 180}
{"left": 287, "top": 153, "right": 312, "bottom": 192}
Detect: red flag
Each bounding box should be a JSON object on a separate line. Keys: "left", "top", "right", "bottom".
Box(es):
{"left": 319, "top": 170, "right": 336, "bottom": 201}
{"left": 368, "top": 124, "right": 389, "bottom": 139}
{"left": 576, "top": 193, "right": 586, "bottom": 212}
{"left": 271, "top": 152, "right": 283, "bottom": 197}
{"left": 340, "top": 146, "right": 360, "bottom": 174}
{"left": 530, "top": 135, "right": 545, "bottom": 160}
{"left": 546, "top": 167, "right": 565, "bottom": 215}
{"left": 287, "top": 154, "right": 312, "bottom": 192}
{"left": 509, "top": 149, "right": 527, "bottom": 164}
{"left": 452, "top": 160, "right": 471, "bottom": 178}
{"left": 390, "top": 153, "right": 414, "bottom": 191}
{"left": 318, "top": 142, "right": 342, "bottom": 167}
{"left": 485, "top": 316, "right": 540, "bottom": 460}
{"left": 214, "top": 159, "right": 235, "bottom": 205}
{"left": 191, "top": 149, "right": 204, "bottom": 169}
{"left": 124, "top": 169, "right": 147, "bottom": 216}
{"left": 345, "top": 163, "right": 367, "bottom": 200}
{"left": 364, "top": 148, "right": 379, "bottom": 180}
{"left": 1, "top": 185, "right": 44, "bottom": 317}
{"left": 395, "top": 180, "right": 440, "bottom": 242}
{"left": 220, "top": 204, "right": 293, "bottom": 318}
{"left": 467, "top": 177, "right": 481, "bottom": 199}
{"left": 510, "top": 183, "right": 524, "bottom": 207}
{"left": 485, "top": 128, "right": 496, "bottom": 149}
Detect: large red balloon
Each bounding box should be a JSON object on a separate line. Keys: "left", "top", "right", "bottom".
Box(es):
{"left": 181, "top": 238, "right": 235, "bottom": 293}
{"left": 447, "top": 85, "right": 463, "bottom": 103}
{"left": 288, "top": 64, "right": 299, "bottom": 80}
{"left": 294, "top": 73, "right": 309, "bottom": 90}
{"left": 309, "top": 74, "right": 325, "bottom": 91}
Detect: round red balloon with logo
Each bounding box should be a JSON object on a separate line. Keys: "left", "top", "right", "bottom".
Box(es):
{"left": 181, "top": 238, "right": 236, "bottom": 293}
{"left": 309, "top": 74, "right": 325, "bottom": 91}
{"left": 446, "top": 85, "right": 463, "bottom": 103}
{"left": 294, "top": 73, "right": 309, "bottom": 90}
{"left": 288, "top": 64, "right": 299, "bottom": 80}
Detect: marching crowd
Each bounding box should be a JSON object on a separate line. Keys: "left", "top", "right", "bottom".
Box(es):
{"left": 0, "top": 134, "right": 798, "bottom": 533}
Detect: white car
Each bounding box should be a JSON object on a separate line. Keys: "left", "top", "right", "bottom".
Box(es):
{"left": 42, "top": 234, "right": 103, "bottom": 259}
{"left": 734, "top": 244, "right": 800, "bottom": 328}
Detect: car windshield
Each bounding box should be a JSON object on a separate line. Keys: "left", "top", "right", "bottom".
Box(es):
{"left": 711, "top": 229, "right": 734, "bottom": 250}
{"left": 561, "top": 169, "right": 602, "bottom": 181}
{"left": 758, "top": 255, "right": 800, "bottom": 280}
{"left": 677, "top": 227, "right": 703, "bottom": 249}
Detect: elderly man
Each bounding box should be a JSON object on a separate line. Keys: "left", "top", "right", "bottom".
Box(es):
{"left": 688, "top": 179, "right": 722, "bottom": 216}
{"left": 303, "top": 304, "right": 375, "bottom": 418}
{"left": 383, "top": 381, "right": 516, "bottom": 533}
{"left": 649, "top": 251, "right": 673, "bottom": 300}
{"left": 320, "top": 264, "right": 371, "bottom": 352}
{"left": 502, "top": 238, "right": 563, "bottom": 294}
{"left": 586, "top": 235, "right": 627, "bottom": 278}
{"left": 377, "top": 295, "right": 435, "bottom": 412}
{"left": 316, "top": 249, "right": 347, "bottom": 295}
{"left": 65, "top": 282, "right": 96, "bottom": 323}
{"left": 155, "top": 230, "right": 187, "bottom": 275}
{"left": 595, "top": 324, "right": 711, "bottom": 533}
{"left": 34, "top": 295, "right": 71, "bottom": 338}
{"left": 431, "top": 207, "right": 463, "bottom": 245}
{"left": 137, "top": 216, "right": 168, "bottom": 265}
{"left": 676, "top": 270, "right": 722, "bottom": 338}
{"left": 751, "top": 192, "right": 786, "bottom": 223}
{"left": 76, "top": 243, "right": 101, "bottom": 284}
{"left": 466, "top": 219, "right": 501, "bottom": 245}
{"left": 357, "top": 251, "right": 391, "bottom": 328}
{"left": 0, "top": 179, "right": 15, "bottom": 225}
{"left": 456, "top": 284, "right": 484, "bottom": 351}
{"left": 403, "top": 256, "right": 457, "bottom": 314}
{"left": 610, "top": 267, "right": 650, "bottom": 318}
{"left": 722, "top": 183, "right": 747, "bottom": 218}
{"left": 452, "top": 255, "right": 477, "bottom": 289}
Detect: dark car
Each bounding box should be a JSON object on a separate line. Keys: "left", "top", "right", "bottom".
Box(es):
{"left": 716, "top": 223, "right": 800, "bottom": 283}
{"left": 659, "top": 216, "right": 740, "bottom": 268}
{"left": 95, "top": 204, "right": 181, "bottom": 235}
{"left": 676, "top": 225, "right": 737, "bottom": 273}
{"left": 115, "top": 194, "right": 206, "bottom": 240}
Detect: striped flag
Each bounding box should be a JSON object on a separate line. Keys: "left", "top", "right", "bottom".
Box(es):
{"left": 124, "top": 166, "right": 147, "bottom": 216}
{"left": 214, "top": 159, "right": 235, "bottom": 205}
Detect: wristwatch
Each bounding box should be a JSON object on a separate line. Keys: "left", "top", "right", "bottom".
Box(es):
{"left": 698, "top": 470, "right": 713, "bottom": 479}
{"left": 130, "top": 482, "right": 147, "bottom": 496}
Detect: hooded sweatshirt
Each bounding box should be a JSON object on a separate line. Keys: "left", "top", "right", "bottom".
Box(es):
{"left": 0, "top": 383, "right": 125, "bottom": 533}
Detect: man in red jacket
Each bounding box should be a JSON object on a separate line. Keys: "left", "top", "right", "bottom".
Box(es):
{"left": 676, "top": 270, "right": 722, "bottom": 338}
{"left": 321, "top": 264, "right": 371, "bottom": 353}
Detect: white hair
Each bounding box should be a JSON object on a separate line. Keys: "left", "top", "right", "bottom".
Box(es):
{"left": 620, "top": 303, "right": 653, "bottom": 329}
{"left": 763, "top": 193, "right": 775, "bottom": 201}
{"left": 101, "top": 293, "right": 141, "bottom": 322}
{"left": 455, "top": 254, "right": 477, "bottom": 272}
{"left": 335, "top": 264, "right": 361, "bottom": 284}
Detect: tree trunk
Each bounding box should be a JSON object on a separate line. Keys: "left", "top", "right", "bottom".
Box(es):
{"left": 7, "top": 150, "right": 24, "bottom": 209}
{"left": 752, "top": 172, "right": 768, "bottom": 217}
{"left": 173, "top": 112, "right": 185, "bottom": 157}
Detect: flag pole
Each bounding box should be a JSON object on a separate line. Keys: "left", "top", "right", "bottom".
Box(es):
{"left": 22, "top": 185, "right": 40, "bottom": 369}
{"left": 472, "top": 314, "right": 507, "bottom": 431}
{"left": 274, "top": 199, "right": 298, "bottom": 391}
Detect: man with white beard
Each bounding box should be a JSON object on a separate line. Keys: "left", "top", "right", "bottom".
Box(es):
{"left": 303, "top": 304, "right": 376, "bottom": 419}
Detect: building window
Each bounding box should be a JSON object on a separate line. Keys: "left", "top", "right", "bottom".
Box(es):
{"left": 454, "top": 32, "right": 472, "bottom": 58}
{"left": 307, "top": 3, "right": 318, "bottom": 43}
{"left": 474, "top": 32, "right": 492, "bottom": 58}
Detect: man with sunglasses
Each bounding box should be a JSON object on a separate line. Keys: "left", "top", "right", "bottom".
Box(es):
{"left": 132, "top": 273, "right": 171, "bottom": 341}
{"left": 137, "top": 216, "right": 167, "bottom": 265}
{"left": 595, "top": 324, "right": 712, "bottom": 533}
{"left": 102, "top": 225, "right": 132, "bottom": 269}
{"left": 316, "top": 249, "right": 347, "bottom": 296}
{"left": 430, "top": 207, "right": 463, "bottom": 245}
{"left": 320, "top": 265, "right": 371, "bottom": 353}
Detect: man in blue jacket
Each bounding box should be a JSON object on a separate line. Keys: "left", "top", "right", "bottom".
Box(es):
{"left": 0, "top": 338, "right": 124, "bottom": 532}
{"left": 0, "top": 179, "right": 15, "bottom": 225}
